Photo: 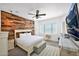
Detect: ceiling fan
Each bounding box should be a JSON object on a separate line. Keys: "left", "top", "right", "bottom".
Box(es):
{"left": 28, "top": 10, "right": 46, "bottom": 19}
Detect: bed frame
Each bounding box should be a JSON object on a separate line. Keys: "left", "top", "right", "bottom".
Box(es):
{"left": 14, "top": 29, "right": 33, "bottom": 56}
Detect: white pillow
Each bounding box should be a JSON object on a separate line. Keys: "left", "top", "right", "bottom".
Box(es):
{"left": 20, "top": 33, "right": 31, "bottom": 38}
{"left": 22, "top": 32, "right": 31, "bottom": 35}
{"left": 26, "top": 33, "right": 31, "bottom": 36}
{"left": 20, "top": 33, "right": 26, "bottom": 38}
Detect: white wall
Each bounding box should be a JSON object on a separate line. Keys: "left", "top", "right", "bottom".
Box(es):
{"left": 35, "top": 14, "right": 67, "bottom": 36}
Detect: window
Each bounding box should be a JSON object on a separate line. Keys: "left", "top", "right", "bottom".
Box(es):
{"left": 44, "top": 23, "right": 52, "bottom": 34}
{"left": 52, "top": 23, "right": 57, "bottom": 34}
{"left": 38, "top": 21, "right": 64, "bottom": 36}
{"left": 39, "top": 24, "right": 44, "bottom": 35}
{"left": 39, "top": 23, "right": 58, "bottom": 35}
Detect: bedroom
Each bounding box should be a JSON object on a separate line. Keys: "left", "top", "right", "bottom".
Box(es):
{"left": 0, "top": 3, "right": 79, "bottom": 56}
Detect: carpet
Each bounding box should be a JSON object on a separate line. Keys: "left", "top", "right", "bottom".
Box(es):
{"left": 38, "top": 45, "right": 60, "bottom": 56}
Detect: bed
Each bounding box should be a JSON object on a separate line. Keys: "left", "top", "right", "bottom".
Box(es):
{"left": 14, "top": 29, "right": 43, "bottom": 55}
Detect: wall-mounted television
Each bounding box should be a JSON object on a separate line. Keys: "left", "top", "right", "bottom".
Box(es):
{"left": 66, "top": 3, "right": 79, "bottom": 41}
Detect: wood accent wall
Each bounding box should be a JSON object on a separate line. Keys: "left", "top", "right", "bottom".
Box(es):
{"left": 0, "top": 11, "right": 1, "bottom": 31}
{"left": 1, "top": 11, "right": 34, "bottom": 40}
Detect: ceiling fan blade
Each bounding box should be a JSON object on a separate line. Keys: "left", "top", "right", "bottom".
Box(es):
{"left": 32, "top": 16, "right": 38, "bottom": 19}
{"left": 32, "top": 16, "right": 36, "bottom": 18}
{"left": 38, "top": 14, "right": 46, "bottom": 16}
{"left": 28, "top": 13, "right": 35, "bottom": 15}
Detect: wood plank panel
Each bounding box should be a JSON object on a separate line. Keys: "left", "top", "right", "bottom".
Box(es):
{"left": 1, "top": 11, "right": 34, "bottom": 40}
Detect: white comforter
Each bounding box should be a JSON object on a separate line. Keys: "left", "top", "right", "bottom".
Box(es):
{"left": 16, "top": 35, "right": 43, "bottom": 47}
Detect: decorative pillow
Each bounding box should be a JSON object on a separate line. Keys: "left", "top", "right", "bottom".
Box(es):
{"left": 64, "top": 34, "right": 70, "bottom": 38}
{"left": 44, "top": 34, "right": 51, "bottom": 40}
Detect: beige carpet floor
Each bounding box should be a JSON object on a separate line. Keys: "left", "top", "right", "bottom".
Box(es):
{"left": 38, "top": 45, "right": 60, "bottom": 56}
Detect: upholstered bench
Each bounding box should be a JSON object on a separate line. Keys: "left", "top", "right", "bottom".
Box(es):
{"left": 34, "top": 41, "right": 46, "bottom": 54}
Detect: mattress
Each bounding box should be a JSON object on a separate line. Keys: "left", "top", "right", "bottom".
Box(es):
{"left": 15, "top": 35, "right": 43, "bottom": 48}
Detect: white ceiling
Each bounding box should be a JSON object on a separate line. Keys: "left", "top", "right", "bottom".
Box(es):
{"left": 0, "top": 3, "right": 76, "bottom": 20}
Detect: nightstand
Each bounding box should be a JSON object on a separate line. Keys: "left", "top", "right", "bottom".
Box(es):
{"left": 8, "top": 39, "right": 14, "bottom": 50}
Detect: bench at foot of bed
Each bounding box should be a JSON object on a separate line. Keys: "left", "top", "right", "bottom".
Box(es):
{"left": 34, "top": 41, "right": 46, "bottom": 54}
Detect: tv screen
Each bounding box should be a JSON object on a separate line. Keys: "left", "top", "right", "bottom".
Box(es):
{"left": 66, "top": 3, "right": 79, "bottom": 41}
